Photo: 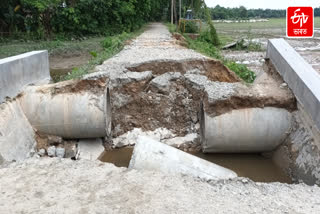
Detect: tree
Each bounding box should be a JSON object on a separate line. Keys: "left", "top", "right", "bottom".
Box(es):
{"left": 239, "top": 6, "right": 247, "bottom": 18}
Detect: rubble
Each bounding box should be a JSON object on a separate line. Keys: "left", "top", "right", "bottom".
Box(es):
{"left": 78, "top": 139, "right": 104, "bottom": 160}
{"left": 56, "top": 147, "right": 65, "bottom": 158}
{"left": 47, "top": 146, "right": 56, "bottom": 157}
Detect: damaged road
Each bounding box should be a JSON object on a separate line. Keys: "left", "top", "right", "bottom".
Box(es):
{"left": 85, "top": 23, "right": 295, "bottom": 152}
{"left": 1, "top": 23, "right": 320, "bottom": 213}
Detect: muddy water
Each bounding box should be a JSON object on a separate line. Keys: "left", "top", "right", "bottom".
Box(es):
{"left": 50, "top": 68, "right": 72, "bottom": 82}
{"left": 100, "top": 148, "right": 292, "bottom": 183}
{"left": 100, "top": 148, "right": 134, "bottom": 168}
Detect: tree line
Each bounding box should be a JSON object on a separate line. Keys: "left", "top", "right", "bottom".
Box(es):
{"left": 0, "top": 0, "right": 169, "bottom": 38}
{"left": 0, "top": 0, "right": 211, "bottom": 39}
{"left": 209, "top": 5, "right": 320, "bottom": 20}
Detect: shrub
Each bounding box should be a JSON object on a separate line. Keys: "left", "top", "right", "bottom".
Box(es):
{"left": 181, "top": 21, "right": 199, "bottom": 33}
{"left": 225, "top": 61, "right": 256, "bottom": 83}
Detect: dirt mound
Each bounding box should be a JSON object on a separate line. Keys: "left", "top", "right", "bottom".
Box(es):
{"left": 127, "top": 59, "right": 240, "bottom": 83}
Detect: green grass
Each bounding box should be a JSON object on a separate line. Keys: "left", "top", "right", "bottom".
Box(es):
{"left": 215, "top": 18, "right": 286, "bottom": 31}
{"left": 185, "top": 35, "right": 222, "bottom": 60}
{"left": 224, "top": 61, "right": 256, "bottom": 83}
{"left": 0, "top": 26, "right": 146, "bottom": 81}
{"left": 165, "top": 23, "right": 177, "bottom": 34}
{"left": 0, "top": 37, "right": 105, "bottom": 59}
{"left": 214, "top": 17, "right": 320, "bottom": 38}
{"left": 62, "top": 26, "right": 146, "bottom": 81}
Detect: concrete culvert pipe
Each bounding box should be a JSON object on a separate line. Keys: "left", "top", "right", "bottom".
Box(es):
{"left": 19, "top": 78, "right": 111, "bottom": 139}
{"left": 200, "top": 106, "right": 292, "bottom": 153}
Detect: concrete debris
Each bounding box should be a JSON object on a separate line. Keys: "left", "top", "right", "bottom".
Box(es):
{"left": 112, "top": 128, "right": 198, "bottom": 149}
{"left": 77, "top": 139, "right": 104, "bottom": 161}
{"left": 47, "top": 146, "right": 56, "bottom": 157}
{"left": 184, "top": 73, "right": 208, "bottom": 90}
{"left": 56, "top": 147, "right": 65, "bottom": 158}
{"left": 113, "top": 128, "right": 175, "bottom": 148}
{"left": 280, "top": 82, "right": 288, "bottom": 89}
{"left": 150, "top": 72, "right": 182, "bottom": 92}
{"left": 129, "top": 136, "right": 237, "bottom": 180}
{"left": 64, "top": 141, "right": 78, "bottom": 159}
{"left": 184, "top": 73, "right": 238, "bottom": 102}
{"left": 162, "top": 133, "right": 198, "bottom": 148}
{"left": 125, "top": 71, "right": 153, "bottom": 82}
{"left": 38, "top": 149, "right": 46, "bottom": 157}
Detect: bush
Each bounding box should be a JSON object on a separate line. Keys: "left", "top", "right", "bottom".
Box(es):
{"left": 181, "top": 21, "right": 199, "bottom": 33}
{"left": 186, "top": 35, "right": 221, "bottom": 59}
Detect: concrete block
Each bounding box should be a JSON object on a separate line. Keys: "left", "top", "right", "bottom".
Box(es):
{"left": 0, "top": 51, "right": 50, "bottom": 103}
{"left": 0, "top": 101, "right": 36, "bottom": 162}
{"left": 129, "top": 136, "right": 237, "bottom": 180}
{"left": 78, "top": 139, "right": 104, "bottom": 161}
{"left": 266, "top": 39, "right": 320, "bottom": 131}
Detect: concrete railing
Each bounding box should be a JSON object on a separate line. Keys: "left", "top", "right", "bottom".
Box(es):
{"left": 266, "top": 39, "right": 320, "bottom": 131}
{"left": 0, "top": 51, "right": 50, "bottom": 103}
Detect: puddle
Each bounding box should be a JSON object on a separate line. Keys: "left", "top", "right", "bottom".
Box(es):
{"left": 100, "top": 147, "right": 134, "bottom": 167}
{"left": 50, "top": 68, "right": 72, "bottom": 82}
{"left": 100, "top": 147, "right": 292, "bottom": 183}
{"left": 189, "top": 152, "right": 292, "bottom": 183}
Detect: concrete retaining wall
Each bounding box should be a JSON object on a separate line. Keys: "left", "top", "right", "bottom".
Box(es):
{"left": 266, "top": 39, "right": 320, "bottom": 131}
{"left": 0, "top": 51, "right": 50, "bottom": 103}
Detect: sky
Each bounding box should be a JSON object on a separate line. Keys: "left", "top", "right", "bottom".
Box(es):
{"left": 204, "top": 0, "right": 319, "bottom": 10}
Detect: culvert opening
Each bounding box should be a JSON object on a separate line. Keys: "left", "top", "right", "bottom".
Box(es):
{"left": 100, "top": 147, "right": 292, "bottom": 183}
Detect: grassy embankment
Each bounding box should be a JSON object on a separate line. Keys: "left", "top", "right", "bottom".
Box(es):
{"left": 167, "top": 21, "right": 257, "bottom": 83}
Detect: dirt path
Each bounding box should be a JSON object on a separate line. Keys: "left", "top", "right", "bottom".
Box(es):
{"left": 1, "top": 23, "right": 320, "bottom": 213}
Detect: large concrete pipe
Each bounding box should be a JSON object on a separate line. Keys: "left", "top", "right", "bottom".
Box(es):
{"left": 19, "top": 78, "right": 111, "bottom": 139}
{"left": 129, "top": 136, "right": 237, "bottom": 180}
{"left": 200, "top": 106, "right": 291, "bottom": 153}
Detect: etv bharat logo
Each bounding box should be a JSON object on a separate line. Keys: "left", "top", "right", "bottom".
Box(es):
{"left": 287, "top": 7, "right": 313, "bottom": 38}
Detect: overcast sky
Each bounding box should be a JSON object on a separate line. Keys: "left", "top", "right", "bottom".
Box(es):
{"left": 204, "top": 0, "right": 319, "bottom": 9}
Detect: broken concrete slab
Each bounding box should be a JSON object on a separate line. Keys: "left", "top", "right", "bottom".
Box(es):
{"left": 78, "top": 139, "right": 104, "bottom": 161}
{"left": 0, "top": 100, "right": 36, "bottom": 162}
{"left": 150, "top": 72, "right": 182, "bottom": 92}
{"left": 0, "top": 51, "right": 50, "bottom": 104}
{"left": 129, "top": 136, "right": 237, "bottom": 180}
{"left": 222, "top": 41, "right": 238, "bottom": 49}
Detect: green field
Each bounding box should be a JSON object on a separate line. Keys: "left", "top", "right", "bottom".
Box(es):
{"left": 214, "top": 17, "right": 320, "bottom": 39}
